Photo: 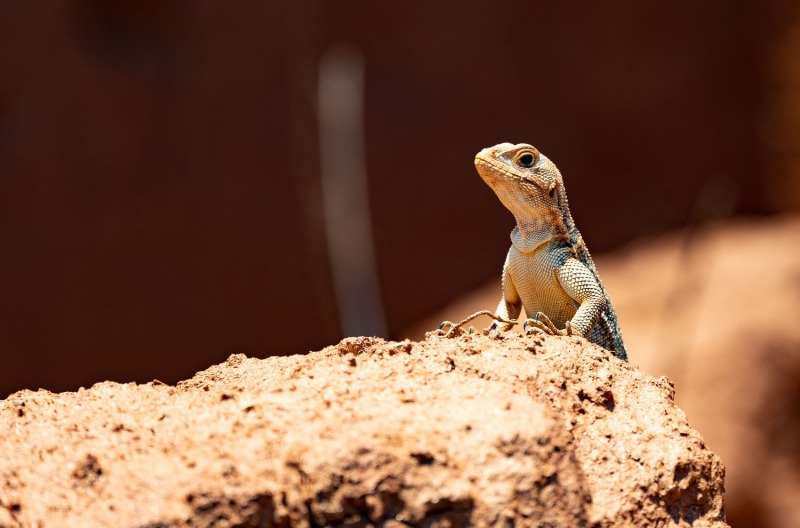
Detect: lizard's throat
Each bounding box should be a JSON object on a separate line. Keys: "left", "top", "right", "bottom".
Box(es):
{"left": 509, "top": 215, "right": 560, "bottom": 254}
{"left": 490, "top": 184, "right": 562, "bottom": 253}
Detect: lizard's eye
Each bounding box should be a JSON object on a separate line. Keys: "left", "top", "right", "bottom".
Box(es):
{"left": 515, "top": 151, "right": 537, "bottom": 168}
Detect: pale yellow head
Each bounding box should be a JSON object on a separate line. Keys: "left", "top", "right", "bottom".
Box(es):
{"left": 474, "top": 142, "right": 574, "bottom": 246}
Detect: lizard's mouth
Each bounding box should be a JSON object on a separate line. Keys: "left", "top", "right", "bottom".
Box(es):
{"left": 475, "top": 155, "right": 545, "bottom": 191}
{"left": 474, "top": 155, "right": 520, "bottom": 182}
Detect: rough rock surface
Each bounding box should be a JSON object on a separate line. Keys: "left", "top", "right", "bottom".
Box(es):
{"left": 601, "top": 216, "right": 800, "bottom": 528}
{"left": 0, "top": 333, "right": 726, "bottom": 527}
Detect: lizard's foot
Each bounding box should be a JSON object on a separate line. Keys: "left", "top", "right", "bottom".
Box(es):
{"left": 439, "top": 311, "right": 516, "bottom": 338}
{"left": 439, "top": 321, "right": 461, "bottom": 336}
{"left": 438, "top": 321, "right": 475, "bottom": 337}
{"left": 523, "top": 312, "right": 571, "bottom": 337}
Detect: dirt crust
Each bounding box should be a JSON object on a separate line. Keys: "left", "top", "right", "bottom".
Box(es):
{"left": 0, "top": 333, "right": 726, "bottom": 527}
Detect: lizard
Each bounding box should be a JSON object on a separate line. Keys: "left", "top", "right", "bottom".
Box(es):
{"left": 441, "top": 142, "right": 628, "bottom": 361}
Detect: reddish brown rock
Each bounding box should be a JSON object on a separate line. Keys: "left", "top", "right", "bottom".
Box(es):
{"left": 0, "top": 332, "right": 724, "bottom": 527}
{"left": 600, "top": 216, "right": 800, "bottom": 528}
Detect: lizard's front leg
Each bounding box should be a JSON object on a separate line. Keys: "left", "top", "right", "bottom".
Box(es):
{"left": 491, "top": 251, "right": 522, "bottom": 332}
{"left": 524, "top": 258, "right": 605, "bottom": 339}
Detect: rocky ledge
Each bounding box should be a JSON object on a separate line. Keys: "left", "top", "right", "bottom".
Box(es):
{"left": 0, "top": 332, "right": 726, "bottom": 527}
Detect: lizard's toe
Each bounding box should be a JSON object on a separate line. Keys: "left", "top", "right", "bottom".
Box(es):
{"left": 524, "top": 319, "right": 550, "bottom": 336}
{"left": 534, "top": 312, "right": 562, "bottom": 334}
{"left": 524, "top": 314, "right": 568, "bottom": 336}
{"left": 438, "top": 320, "right": 468, "bottom": 337}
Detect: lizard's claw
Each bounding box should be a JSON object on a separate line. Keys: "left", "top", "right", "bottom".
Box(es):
{"left": 524, "top": 320, "right": 546, "bottom": 336}
{"left": 486, "top": 321, "right": 503, "bottom": 339}
{"left": 524, "top": 312, "right": 570, "bottom": 337}
{"left": 523, "top": 314, "right": 552, "bottom": 336}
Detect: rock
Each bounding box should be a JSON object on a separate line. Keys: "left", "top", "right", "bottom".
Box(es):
{"left": 599, "top": 216, "right": 800, "bottom": 528}
{"left": 0, "top": 333, "right": 726, "bottom": 527}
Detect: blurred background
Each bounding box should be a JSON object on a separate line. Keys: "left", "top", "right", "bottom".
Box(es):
{"left": 1, "top": 1, "right": 799, "bottom": 526}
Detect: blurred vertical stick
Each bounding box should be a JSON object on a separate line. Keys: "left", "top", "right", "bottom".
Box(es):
{"left": 318, "top": 43, "right": 387, "bottom": 338}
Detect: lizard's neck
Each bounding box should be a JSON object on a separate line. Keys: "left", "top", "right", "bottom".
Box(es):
{"left": 510, "top": 215, "right": 565, "bottom": 254}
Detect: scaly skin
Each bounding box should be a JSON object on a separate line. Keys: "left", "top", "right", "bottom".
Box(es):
{"left": 475, "top": 142, "right": 627, "bottom": 360}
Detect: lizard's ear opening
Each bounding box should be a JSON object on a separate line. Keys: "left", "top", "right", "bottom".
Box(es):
{"left": 548, "top": 183, "right": 556, "bottom": 198}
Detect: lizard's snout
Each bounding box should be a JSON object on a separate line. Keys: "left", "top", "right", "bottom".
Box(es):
{"left": 476, "top": 142, "right": 514, "bottom": 163}
{"left": 475, "top": 148, "right": 493, "bottom": 163}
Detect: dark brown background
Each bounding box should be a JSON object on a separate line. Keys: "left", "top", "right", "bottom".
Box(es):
{"left": 1, "top": 1, "right": 797, "bottom": 394}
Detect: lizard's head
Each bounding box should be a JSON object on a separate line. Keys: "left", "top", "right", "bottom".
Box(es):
{"left": 474, "top": 142, "right": 570, "bottom": 235}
